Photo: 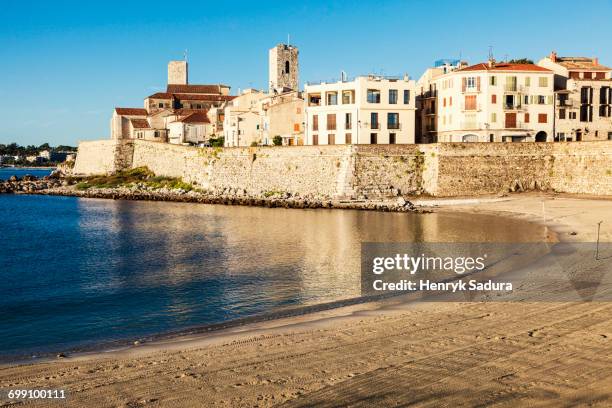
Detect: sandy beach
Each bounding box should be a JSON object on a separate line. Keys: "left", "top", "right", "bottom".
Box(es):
{"left": 1, "top": 193, "right": 611, "bottom": 407}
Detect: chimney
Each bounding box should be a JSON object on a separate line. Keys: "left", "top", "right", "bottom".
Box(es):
{"left": 550, "top": 51, "right": 557, "bottom": 62}
{"left": 594, "top": 57, "right": 599, "bottom": 66}
{"left": 488, "top": 58, "right": 496, "bottom": 68}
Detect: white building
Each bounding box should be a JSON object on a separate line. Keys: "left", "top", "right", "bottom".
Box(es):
{"left": 538, "top": 52, "right": 612, "bottom": 142}
{"left": 223, "top": 89, "right": 268, "bottom": 147}
{"left": 425, "top": 60, "right": 555, "bottom": 143}
{"left": 167, "top": 111, "right": 213, "bottom": 145}
{"left": 304, "top": 75, "right": 416, "bottom": 145}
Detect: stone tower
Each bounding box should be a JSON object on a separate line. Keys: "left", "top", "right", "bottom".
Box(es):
{"left": 168, "top": 60, "right": 188, "bottom": 85}
{"left": 268, "top": 44, "right": 299, "bottom": 93}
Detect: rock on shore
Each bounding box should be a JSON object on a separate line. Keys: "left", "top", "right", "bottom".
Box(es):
{"left": 38, "top": 185, "right": 417, "bottom": 212}
{"left": 0, "top": 174, "right": 63, "bottom": 193}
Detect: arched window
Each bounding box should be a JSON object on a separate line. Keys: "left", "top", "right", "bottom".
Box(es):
{"left": 285, "top": 60, "right": 290, "bottom": 74}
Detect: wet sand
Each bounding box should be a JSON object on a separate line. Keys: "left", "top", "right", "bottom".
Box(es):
{"left": 1, "top": 193, "right": 611, "bottom": 407}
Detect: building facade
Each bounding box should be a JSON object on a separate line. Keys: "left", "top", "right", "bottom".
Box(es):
{"left": 426, "top": 61, "right": 555, "bottom": 143}
{"left": 304, "top": 75, "right": 416, "bottom": 145}
{"left": 538, "top": 52, "right": 612, "bottom": 141}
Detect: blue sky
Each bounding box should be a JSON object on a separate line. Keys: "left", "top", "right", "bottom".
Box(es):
{"left": 1, "top": 0, "right": 611, "bottom": 146}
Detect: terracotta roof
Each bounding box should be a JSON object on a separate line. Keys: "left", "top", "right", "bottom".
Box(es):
{"left": 130, "top": 118, "right": 151, "bottom": 129}
{"left": 146, "top": 92, "right": 236, "bottom": 102}
{"left": 115, "top": 107, "right": 147, "bottom": 116}
{"left": 181, "top": 111, "right": 211, "bottom": 124}
{"left": 555, "top": 57, "right": 611, "bottom": 71}
{"left": 458, "top": 62, "right": 551, "bottom": 73}
{"left": 166, "top": 84, "right": 227, "bottom": 94}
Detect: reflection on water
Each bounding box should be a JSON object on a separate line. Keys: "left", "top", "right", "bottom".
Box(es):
{"left": 0, "top": 195, "right": 544, "bottom": 358}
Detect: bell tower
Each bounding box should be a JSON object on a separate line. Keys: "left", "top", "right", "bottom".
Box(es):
{"left": 268, "top": 43, "right": 299, "bottom": 94}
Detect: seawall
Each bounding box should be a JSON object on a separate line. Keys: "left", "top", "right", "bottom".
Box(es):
{"left": 73, "top": 139, "right": 612, "bottom": 198}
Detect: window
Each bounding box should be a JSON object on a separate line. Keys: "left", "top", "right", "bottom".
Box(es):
{"left": 580, "top": 105, "right": 593, "bottom": 122}
{"left": 342, "top": 90, "right": 354, "bottom": 104}
{"left": 466, "top": 77, "right": 476, "bottom": 88}
{"left": 403, "top": 89, "right": 410, "bottom": 104}
{"left": 345, "top": 113, "right": 352, "bottom": 129}
{"left": 370, "top": 133, "right": 377, "bottom": 144}
{"left": 538, "top": 95, "right": 546, "bottom": 104}
{"left": 389, "top": 133, "right": 396, "bottom": 144}
{"left": 506, "top": 76, "right": 517, "bottom": 91}
{"left": 285, "top": 60, "right": 290, "bottom": 74}
{"left": 371, "top": 112, "right": 379, "bottom": 129}
{"left": 489, "top": 134, "right": 494, "bottom": 142}
{"left": 584, "top": 72, "right": 593, "bottom": 79}
{"left": 326, "top": 92, "right": 337, "bottom": 105}
{"left": 491, "top": 113, "right": 497, "bottom": 123}
{"left": 312, "top": 134, "right": 318, "bottom": 145}
{"left": 328, "top": 134, "right": 335, "bottom": 145}
{"left": 559, "top": 109, "right": 566, "bottom": 119}
{"left": 387, "top": 113, "right": 399, "bottom": 129}
{"left": 389, "top": 89, "right": 398, "bottom": 104}
{"left": 524, "top": 95, "right": 530, "bottom": 105}
{"left": 449, "top": 96, "right": 452, "bottom": 106}
{"left": 294, "top": 123, "right": 300, "bottom": 132}
{"left": 538, "top": 113, "right": 548, "bottom": 123}
{"left": 464, "top": 95, "right": 477, "bottom": 110}
{"left": 491, "top": 94, "right": 497, "bottom": 104}
{"left": 367, "top": 89, "right": 381, "bottom": 103}
{"left": 312, "top": 115, "right": 318, "bottom": 131}
{"left": 158, "top": 103, "right": 164, "bottom": 108}
{"left": 608, "top": 132, "right": 612, "bottom": 141}
{"left": 569, "top": 111, "right": 577, "bottom": 120}
{"left": 489, "top": 76, "right": 497, "bottom": 86}
{"left": 326, "top": 114, "right": 336, "bottom": 130}
{"left": 154, "top": 131, "right": 160, "bottom": 138}
{"left": 525, "top": 113, "right": 530, "bottom": 123}
{"left": 345, "top": 133, "right": 352, "bottom": 144}
{"left": 539, "top": 77, "right": 549, "bottom": 87}
{"left": 525, "top": 77, "right": 531, "bottom": 87}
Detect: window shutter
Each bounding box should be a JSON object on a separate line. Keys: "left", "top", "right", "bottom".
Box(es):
{"left": 547, "top": 95, "right": 553, "bottom": 104}
{"left": 462, "top": 78, "right": 466, "bottom": 92}
{"left": 476, "top": 77, "right": 481, "bottom": 92}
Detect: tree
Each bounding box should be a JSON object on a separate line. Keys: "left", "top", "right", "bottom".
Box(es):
{"left": 508, "top": 58, "right": 534, "bottom": 64}
{"left": 209, "top": 136, "right": 224, "bottom": 147}
{"left": 272, "top": 135, "right": 283, "bottom": 146}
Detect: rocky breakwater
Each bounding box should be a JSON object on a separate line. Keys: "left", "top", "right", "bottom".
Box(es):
{"left": 41, "top": 184, "right": 418, "bottom": 212}
{"left": 0, "top": 173, "right": 63, "bottom": 194}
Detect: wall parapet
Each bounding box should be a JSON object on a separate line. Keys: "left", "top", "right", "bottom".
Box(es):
{"left": 73, "top": 140, "right": 612, "bottom": 198}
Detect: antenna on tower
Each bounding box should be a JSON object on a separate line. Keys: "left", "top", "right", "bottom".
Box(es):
{"left": 504, "top": 53, "right": 509, "bottom": 62}
{"left": 488, "top": 45, "right": 494, "bottom": 61}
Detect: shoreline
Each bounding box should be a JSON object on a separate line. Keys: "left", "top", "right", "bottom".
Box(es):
{"left": 1, "top": 194, "right": 610, "bottom": 406}
{"left": 1, "top": 193, "right": 560, "bottom": 366}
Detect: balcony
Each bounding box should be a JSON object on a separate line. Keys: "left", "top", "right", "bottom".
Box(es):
{"left": 421, "top": 90, "right": 437, "bottom": 99}
{"left": 504, "top": 84, "right": 526, "bottom": 93}
{"left": 503, "top": 103, "right": 525, "bottom": 111}
{"left": 503, "top": 121, "right": 530, "bottom": 130}
{"left": 387, "top": 123, "right": 401, "bottom": 130}
{"left": 461, "top": 86, "right": 481, "bottom": 94}
{"left": 556, "top": 99, "right": 573, "bottom": 107}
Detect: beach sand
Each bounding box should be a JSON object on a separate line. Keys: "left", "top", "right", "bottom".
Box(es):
{"left": 1, "top": 193, "right": 611, "bottom": 407}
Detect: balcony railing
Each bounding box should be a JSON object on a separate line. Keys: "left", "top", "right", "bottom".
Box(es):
{"left": 387, "top": 123, "right": 401, "bottom": 130}
{"left": 556, "top": 99, "right": 573, "bottom": 107}
{"left": 503, "top": 103, "right": 525, "bottom": 111}
{"left": 503, "top": 121, "right": 530, "bottom": 130}
{"left": 371, "top": 123, "right": 380, "bottom": 130}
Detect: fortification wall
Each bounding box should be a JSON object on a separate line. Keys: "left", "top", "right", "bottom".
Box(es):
{"left": 73, "top": 139, "right": 612, "bottom": 198}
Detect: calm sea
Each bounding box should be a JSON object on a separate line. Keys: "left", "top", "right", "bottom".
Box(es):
{"left": 0, "top": 194, "right": 544, "bottom": 360}
{"left": 0, "top": 167, "right": 53, "bottom": 180}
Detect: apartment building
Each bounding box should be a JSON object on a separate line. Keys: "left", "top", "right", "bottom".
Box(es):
{"left": 416, "top": 59, "right": 467, "bottom": 143}
{"left": 426, "top": 60, "right": 555, "bottom": 143}
{"left": 223, "top": 89, "right": 268, "bottom": 147}
{"left": 304, "top": 75, "right": 416, "bottom": 145}
{"left": 538, "top": 52, "right": 612, "bottom": 141}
